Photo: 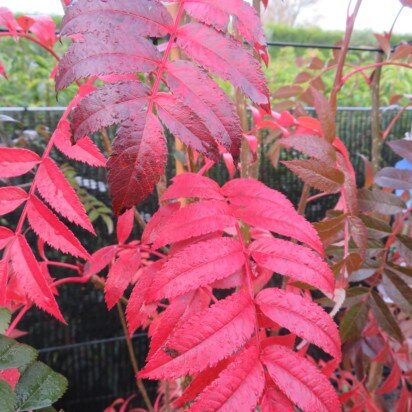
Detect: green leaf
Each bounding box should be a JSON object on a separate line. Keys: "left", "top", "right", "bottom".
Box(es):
{"left": 358, "top": 189, "right": 406, "bottom": 215}
{"left": 383, "top": 270, "right": 412, "bottom": 315}
{"left": 0, "top": 335, "right": 37, "bottom": 371}
{"left": 0, "top": 308, "right": 11, "bottom": 334}
{"left": 369, "top": 291, "right": 404, "bottom": 342}
{"left": 0, "top": 380, "right": 16, "bottom": 412}
{"left": 340, "top": 300, "right": 369, "bottom": 343}
{"left": 15, "top": 361, "right": 68, "bottom": 411}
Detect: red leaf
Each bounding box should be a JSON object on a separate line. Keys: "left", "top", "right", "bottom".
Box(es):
{"left": 147, "top": 237, "right": 245, "bottom": 302}
{"left": 0, "top": 7, "right": 19, "bottom": 35}
{"left": 140, "top": 291, "right": 255, "bottom": 379}
{"left": 165, "top": 60, "right": 242, "bottom": 158}
{"left": 262, "top": 345, "right": 340, "bottom": 412}
{"left": 0, "top": 369, "right": 20, "bottom": 389}
{"left": 161, "top": 173, "right": 224, "bottom": 202}
{"left": 376, "top": 362, "right": 402, "bottom": 395}
{"left": 155, "top": 93, "right": 219, "bottom": 160}
{"left": 72, "top": 81, "right": 149, "bottom": 141}
{"left": 0, "top": 227, "right": 14, "bottom": 250}
{"left": 0, "top": 187, "right": 28, "bottom": 216}
{"left": 184, "top": 0, "right": 266, "bottom": 53}
{"left": 36, "top": 158, "right": 95, "bottom": 233}
{"left": 107, "top": 114, "right": 167, "bottom": 215}
{"left": 60, "top": 0, "right": 172, "bottom": 38}
{"left": 0, "top": 61, "right": 7, "bottom": 79}
{"left": 150, "top": 200, "right": 236, "bottom": 249}
{"left": 256, "top": 288, "right": 341, "bottom": 361}
{"left": 176, "top": 23, "right": 269, "bottom": 106}
{"left": 141, "top": 203, "right": 180, "bottom": 246}
{"left": 189, "top": 345, "right": 265, "bottom": 412}
{"left": 53, "top": 120, "right": 106, "bottom": 167}
{"left": 175, "top": 357, "right": 231, "bottom": 408}
{"left": 0, "top": 148, "right": 40, "bottom": 178}
{"left": 223, "top": 179, "right": 324, "bottom": 255}
{"left": 126, "top": 262, "right": 160, "bottom": 334}
{"left": 311, "top": 88, "right": 335, "bottom": 142}
{"left": 84, "top": 245, "right": 117, "bottom": 276}
{"left": 23, "top": 15, "right": 56, "bottom": 47}
{"left": 116, "top": 208, "right": 134, "bottom": 244}
{"left": 56, "top": 32, "right": 160, "bottom": 90}
{"left": 261, "top": 381, "right": 296, "bottom": 412}
{"left": 250, "top": 237, "right": 334, "bottom": 293}
{"left": 148, "top": 290, "right": 210, "bottom": 359}
{"left": 10, "top": 235, "right": 64, "bottom": 322}
{"left": 26, "top": 195, "right": 90, "bottom": 259}
{"left": 105, "top": 248, "right": 141, "bottom": 309}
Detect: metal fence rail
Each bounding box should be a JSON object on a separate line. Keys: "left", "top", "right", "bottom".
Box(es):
{"left": 1, "top": 106, "right": 412, "bottom": 410}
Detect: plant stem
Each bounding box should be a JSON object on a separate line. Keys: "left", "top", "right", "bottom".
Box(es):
{"left": 297, "top": 184, "right": 310, "bottom": 216}
{"left": 329, "top": 0, "right": 363, "bottom": 114}
{"left": 116, "top": 302, "right": 154, "bottom": 412}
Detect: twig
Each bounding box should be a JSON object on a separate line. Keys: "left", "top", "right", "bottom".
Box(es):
{"left": 116, "top": 302, "right": 154, "bottom": 412}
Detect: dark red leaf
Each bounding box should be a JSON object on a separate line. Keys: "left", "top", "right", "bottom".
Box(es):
{"left": 107, "top": 114, "right": 167, "bottom": 215}
{"left": 0, "top": 227, "right": 14, "bottom": 250}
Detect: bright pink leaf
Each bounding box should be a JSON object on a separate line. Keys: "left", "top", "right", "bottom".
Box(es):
{"left": 53, "top": 120, "right": 106, "bottom": 167}
{"left": 0, "top": 186, "right": 28, "bottom": 216}
{"left": 0, "top": 7, "right": 19, "bottom": 35}
{"left": 189, "top": 345, "right": 265, "bottom": 412}
{"left": 126, "top": 262, "right": 160, "bottom": 334}
{"left": 0, "top": 227, "right": 14, "bottom": 250}
{"left": 261, "top": 381, "right": 296, "bottom": 412}
{"left": 116, "top": 208, "right": 135, "bottom": 244}
{"left": 36, "top": 158, "right": 95, "bottom": 233}
{"left": 161, "top": 173, "right": 224, "bottom": 202}
{"left": 140, "top": 291, "right": 255, "bottom": 379}
{"left": 147, "top": 237, "right": 245, "bottom": 302}
{"left": 262, "top": 345, "right": 340, "bottom": 412}
{"left": 10, "top": 235, "right": 64, "bottom": 322}
{"left": 256, "top": 288, "right": 341, "bottom": 361}
{"left": 250, "top": 237, "right": 334, "bottom": 293}
{"left": 0, "top": 148, "right": 40, "bottom": 178}
{"left": 223, "top": 179, "right": 324, "bottom": 255}
{"left": 26, "top": 195, "right": 90, "bottom": 259}
{"left": 150, "top": 200, "right": 236, "bottom": 249}
{"left": 84, "top": 245, "right": 117, "bottom": 276}
{"left": 105, "top": 248, "right": 141, "bottom": 309}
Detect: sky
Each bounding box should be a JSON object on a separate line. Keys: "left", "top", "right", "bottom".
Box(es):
{"left": 0, "top": 0, "right": 411, "bottom": 34}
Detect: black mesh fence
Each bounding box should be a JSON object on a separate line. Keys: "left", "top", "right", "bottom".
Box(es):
{"left": 1, "top": 106, "right": 411, "bottom": 410}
